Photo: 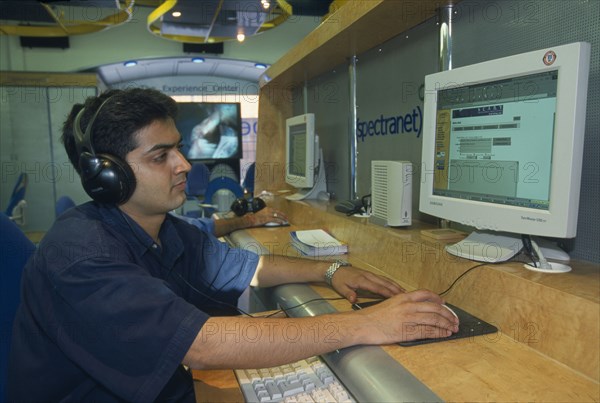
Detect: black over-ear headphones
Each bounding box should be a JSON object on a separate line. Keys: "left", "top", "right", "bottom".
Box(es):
{"left": 230, "top": 197, "right": 266, "bottom": 216}
{"left": 74, "top": 97, "right": 136, "bottom": 204}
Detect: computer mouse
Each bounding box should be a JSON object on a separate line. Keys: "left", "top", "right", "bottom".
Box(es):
{"left": 264, "top": 221, "right": 290, "bottom": 227}
{"left": 334, "top": 199, "right": 363, "bottom": 215}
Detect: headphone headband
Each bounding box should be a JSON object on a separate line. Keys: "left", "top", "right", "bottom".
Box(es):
{"left": 74, "top": 96, "right": 112, "bottom": 157}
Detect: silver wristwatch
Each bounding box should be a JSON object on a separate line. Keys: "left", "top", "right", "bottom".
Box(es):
{"left": 324, "top": 260, "right": 350, "bottom": 286}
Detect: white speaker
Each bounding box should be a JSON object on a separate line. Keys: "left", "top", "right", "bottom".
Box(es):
{"left": 370, "top": 161, "right": 412, "bottom": 227}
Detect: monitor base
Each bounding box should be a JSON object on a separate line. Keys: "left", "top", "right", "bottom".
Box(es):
{"left": 445, "top": 230, "right": 523, "bottom": 263}
{"left": 445, "top": 230, "right": 572, "bottom": 274}
{"left": 286, "top": 149, "right": 327, "bottom": 201}
{"left": 523, "top": 262, "right": 572, "bottom": 273}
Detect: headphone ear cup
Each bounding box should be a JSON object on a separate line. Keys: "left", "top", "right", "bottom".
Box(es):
{"left": 230, "top": 198, "right": 249, "bottom": 216}
{"left": 251, "top": 197, "right": 266, "bottom": 213}
{"left": 80, "top": 152, "right": 136, "bottom": 204}
{"left": 79, "top": 151, "right": 103, "bottom": 183}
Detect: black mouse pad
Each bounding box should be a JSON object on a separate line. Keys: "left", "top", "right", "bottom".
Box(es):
{"left": 352, "top": 300, "right": 498, "bottom": 347}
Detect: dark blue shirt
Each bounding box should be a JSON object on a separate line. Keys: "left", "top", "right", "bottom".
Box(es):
{"left": 8, "top": 202, "right": 259, "bottom": 402}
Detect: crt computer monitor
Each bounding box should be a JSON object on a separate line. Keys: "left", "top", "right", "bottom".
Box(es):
{"left": 419, "top": 42, "right": 591, "bottom": 264}
{"left": 285, "top": 113, "right": 316, "bottom": 189}
{"left": 175, "top": 102, "right": 243, "bottom": 161}
{"left": 284, "top": 113, "right": 327, "bottom": 201}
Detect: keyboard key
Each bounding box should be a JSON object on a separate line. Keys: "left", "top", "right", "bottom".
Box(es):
{"left": 265, "top": 380, "right": 282, "bottom": 399}
{"left": 281, "top": 382, "right": 305, "bottom": 397}
{"left": 256, "top": 390, "right": 269, "bottom": 402}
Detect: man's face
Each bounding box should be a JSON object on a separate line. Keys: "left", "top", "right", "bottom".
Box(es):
{"left": 122, "top": 118, "right": 191, "bottom": 216}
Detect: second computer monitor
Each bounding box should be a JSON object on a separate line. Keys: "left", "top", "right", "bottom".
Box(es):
{"left": 285, "top": 113, "right": 317, "bottom": 190}
{"left": 284, "top": 113, "right": 327, "bottom": 201}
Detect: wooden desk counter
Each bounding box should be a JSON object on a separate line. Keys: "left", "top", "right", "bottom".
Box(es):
{"left": 260, "top": 197, "right": 599, "bottom": 379}
{"left": 192, "top": 281, "right": 599, "bottom": 402}
{"left": 214, "top": 199, "right": 599, "bottom": 402}
{"left": 313, "top": 284, "right": 599, "bottom": 402}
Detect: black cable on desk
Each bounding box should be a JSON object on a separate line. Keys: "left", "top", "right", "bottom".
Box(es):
{"left": 438, "top": 256, "right": 528, "bottom": 297}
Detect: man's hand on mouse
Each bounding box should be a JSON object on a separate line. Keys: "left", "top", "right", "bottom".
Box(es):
{"left": 247, "top": 206, "right": 288, "bottom": 227}
{"left": 352, "top": 290, "right": 460, "bottom": 344}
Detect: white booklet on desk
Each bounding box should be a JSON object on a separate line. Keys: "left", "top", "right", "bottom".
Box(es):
{"left": 290, "top": 229, "right": 348, "bottom": 257}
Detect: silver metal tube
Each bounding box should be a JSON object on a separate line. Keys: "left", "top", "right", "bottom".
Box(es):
{"left": 438, "top": 4, "right": 454, "bottom": 71}
{"left": 348, "top": 55, "right": 358, "bottom": 199}
{"left": 438, "top": 5, "right": 454, "bottom": 229}
{"left": 302, "top": 80, "right": 308, "bottom": 114}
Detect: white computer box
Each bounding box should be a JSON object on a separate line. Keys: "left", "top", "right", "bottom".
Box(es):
{"left": 370, "top": 160, "right": 412, "bottom": 227}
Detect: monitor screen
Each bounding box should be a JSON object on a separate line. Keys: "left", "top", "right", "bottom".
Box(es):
{"left": 285, "top": 113, "right": 315, "bottom": 189}
{"left": 420, "top": 42, "right": 590, "bottom": 239}
{"left": 433, "top": 70, "right": 557, "bottom": 211}
{"left": 175, "top": 102, "right": 243, "bottom": 161}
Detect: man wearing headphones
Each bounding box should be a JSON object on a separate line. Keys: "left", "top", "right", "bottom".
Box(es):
{"left": 8, "top": 88, "right": 458, "bottom": 402}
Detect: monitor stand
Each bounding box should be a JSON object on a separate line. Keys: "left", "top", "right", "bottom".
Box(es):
{"left": 445, "top": 230, "right": 572, "bottom": 273}
{"left": 445, "top": 230, "right": 524, "bottom": 263}
{"left": 522, "top": 238, "right": 572, "bottom": 273}
{"left": 286, "top": 149, "right": 327, "bottom": 201}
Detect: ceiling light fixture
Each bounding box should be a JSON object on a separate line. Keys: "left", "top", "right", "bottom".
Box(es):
{"left": 254, "top": 63, "right": 267, "bottom": 69}
{"left": 172, "top": 11, "right": 182, "bottom": 18}
{"left": 236, "top": 33, "right": 245, "bottom": 42}
{"left": 191, "top": 57, "right": 205, "bottom": 63}
{"left": 147, "top": 0, "right": 291, "bottom": 44}
{"left": 123, "top": 60, "right": 137, "bottom": 67}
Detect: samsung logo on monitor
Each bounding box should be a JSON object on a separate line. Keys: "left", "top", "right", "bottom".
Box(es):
{"left": 430, "top": 201, "right": 443, "bottom": 206}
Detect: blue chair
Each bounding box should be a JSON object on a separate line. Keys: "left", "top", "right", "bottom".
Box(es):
{"left": 202, "top": 176, "right": 244, "bottom": 214}
{"left": 242, "top": 162, "right": 256, "bottom": 196}
{"left": 4, "top": 173, "right": 28, "bottom": 225}
{"left": 183, "top": 163, "right": 211, "bottom": 218}
{"left": 0, "top": 212, "right": 35, "bottom": 400}
{"left": 55, "top": 195, "right": 76, "bottom": 217}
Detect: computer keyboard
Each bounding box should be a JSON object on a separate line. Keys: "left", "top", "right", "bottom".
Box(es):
{"left": 235, "top": 355, "right": 355, "bottom": 402}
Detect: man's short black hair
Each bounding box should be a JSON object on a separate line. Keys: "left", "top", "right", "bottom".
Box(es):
{"left": 62, "top": 88, "right": 178, "bottom": 174}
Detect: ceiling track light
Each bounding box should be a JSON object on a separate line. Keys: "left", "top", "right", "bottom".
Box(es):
{"left": 147, "top": 0, "right": 291, "bottom": 44}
